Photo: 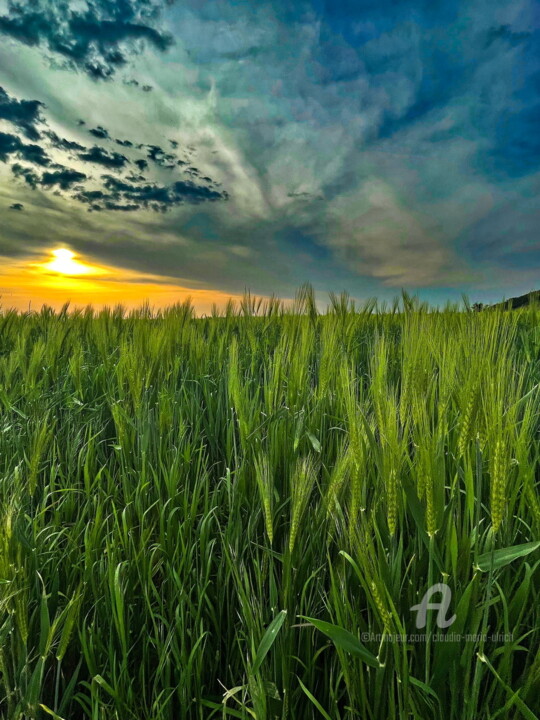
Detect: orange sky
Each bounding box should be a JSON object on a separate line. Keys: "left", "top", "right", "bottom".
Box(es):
{"left": 0, "top": 247, "right": 243, "bottom": 314}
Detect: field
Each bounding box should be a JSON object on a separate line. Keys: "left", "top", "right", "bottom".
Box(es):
{"left": 0, "top": 287, "right": 539, "bottom": 719}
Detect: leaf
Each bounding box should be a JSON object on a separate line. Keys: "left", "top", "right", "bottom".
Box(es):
{"left": 301, "top": 616, "right": 380, "bottom": 668}
{"left": 39, "top": 588, "right": 51, "bottom": 656}
{"left": 27, "top": 657, "right": 45, "bottom": 706}
{"left": 93, "top": 674, "right": 119, "bottom": 700}
{"left": 480, "top": 653, "right": 539, "bottom": 720}
{"left": 409, "top": 676, "right": 441, "bottom": 702}
{"left": 297, "top": 677, "right": 334, "bottom": 720}
{"left": 39, "top": 706, "right": 67, "bottom": 720}
{"left": 476, "top": 542, "right": 540, "bottom": 572}
{"left": 251, "top": 610, "right": 287, "bottom": 675}
{"left": 307, "top": 432, "right": 321, "bottom": 454}
{"left": 199, "top": 699, "right": 246, "bottom": 718}
{"left": 293, "top": 414, "right": 304, "bottom": 452}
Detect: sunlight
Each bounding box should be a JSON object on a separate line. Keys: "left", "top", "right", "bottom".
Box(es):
{"left": 0, "top": 249, "right": 245, "bottom": 313}
{"left": 42, "top": 248, "right": 104, "bottom": 276}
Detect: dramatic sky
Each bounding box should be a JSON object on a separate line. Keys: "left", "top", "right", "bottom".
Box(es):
{"left": 0, "top": 0, "right": 539, "bottom": 310}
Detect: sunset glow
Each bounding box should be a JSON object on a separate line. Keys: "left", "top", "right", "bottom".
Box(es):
{"left": 43, "top": 248, "right": 103, "bottom": 276}
{"left": 0, "top": 249, "right": 244, "bottom": 313}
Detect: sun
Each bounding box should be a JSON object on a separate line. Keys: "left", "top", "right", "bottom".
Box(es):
{"left": 42, "top": 248, "right": 106, "bottom": 276}
{"left": 45, "top": 248, "right": 92, "bottom": 275}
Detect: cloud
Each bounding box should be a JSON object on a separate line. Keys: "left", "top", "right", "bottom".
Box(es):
{"left": 103, "top": 200, "right": 141, "bottom": 211}
{"left": 78, "top": 145, "right": 129, "bottom": 168}
{"left": 485, "top": 24, "right": 531, "bottom": 48}
{"left": 40, "top": 167, "right": 87, "bottom": 190}
{"left": 97, "top": 173, "right": 228, "bottom": 211}
{"left": 145, "top": 143, "right": 177, "bottom": 168}
{"left": 2, "top": 0, "right": 539, "bottom": 300}
{"left": 0, "top": 85, "right": 44, "bottom": 140}
{"left": 0, "top": 0, "right": 174, "bottom": 80}
{"left": 8, "top": 158, "right": 86, "bottom": 191}
{"left": 74, "top": 189, "right": 106, "bottom": 203}
{"left": 45, "top": 130, "right": 85, "bottom": 151}
{"left": 124, "top": 78, "right": 154, "bottom": 91}
{"left": 321, "top": 179, "right": 461, "bottom": 286}
{"left": 11, "top": 162, "right": 40, "bottom": 188}
{"left": 0, "top": 131, "right": 51, "bottom": 166}
{"left": 0, "top": 84, "right": 230, "bottom": 216}
{"left": 89, "top": 125, "right": 110, "bottom": 139}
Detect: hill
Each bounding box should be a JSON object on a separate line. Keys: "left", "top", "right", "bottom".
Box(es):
{"left": 476, "top": 290, "right": 540, "bottom": 310}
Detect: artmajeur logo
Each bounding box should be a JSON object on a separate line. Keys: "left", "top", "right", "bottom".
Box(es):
{"left": 410, "top": 583, "right": 457, "bottom": 629}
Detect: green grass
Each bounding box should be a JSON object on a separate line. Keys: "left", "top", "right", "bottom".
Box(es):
{"left": 0, "top": 287, "right": 539, "bottom": 719}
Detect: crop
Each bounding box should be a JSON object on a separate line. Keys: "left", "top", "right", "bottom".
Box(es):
{"left": 0, "top": 287, "right": 539, "bottom": 719}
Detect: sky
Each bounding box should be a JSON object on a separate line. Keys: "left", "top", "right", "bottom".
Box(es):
{"left": 0, "top": 0, "right": 539, "bottom": 311}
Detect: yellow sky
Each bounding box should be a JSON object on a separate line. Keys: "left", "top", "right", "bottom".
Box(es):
{"left": 0, "top": 247, "right": 243, "bottom": 314}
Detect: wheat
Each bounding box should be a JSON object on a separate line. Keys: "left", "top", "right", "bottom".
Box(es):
{"left": 489, "top": 437, "right": 507, "bottom": 533}
{"left": 0, "top": 292, "right": 537, "bottom": 719}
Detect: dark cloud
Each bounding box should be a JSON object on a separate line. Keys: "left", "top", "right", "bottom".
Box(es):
{"left": 40, "top": 168, "right": 87, "bottom": 189}
{"left": 9, "top": 202, "right": 24, "bottom": 211}
{"left": 89, "top": 125, "right": 110, "bottom": 139}
{"left": 288, "top": 191, "right": 314, "bottom": 199}
{"left": 85, "top": 62, "right": 113, "bottom": 79}
{"left": 0, "top": 131, "right": 21, "bottom": 161}
{"left": 78, "top": 145, "right": 129, "bottom": 168}
{"left": 11, "top": 163, "right": 40, "bottom": 188}
{"left": 0, "top": 75, "right": 228, "bottom": 217}
{"left": 75, "top": 189, "right": 106, "bottom": 203}
{"left": 0, "top": 131, "right": 51, "bottom": 166}
{"left": 45, "top": 130, "right": 86, "bottom": 151}
{"left": 0, "top": 1, "right": 174, "bottom": 80}
{"left": 99, "top": 173, "right": 228, "bottom": 212}
{"left": 123, "top": 78, "right": 154, "bottom": 92}
{"left": 485, "top": 25, "right": 531, "bottom": 48}
{"left": 0, "top": 86, "right": 44, "bottom": 140}
{"left": 103, "top": 200, "right": 141, "bottom": 211}
{"left": 145, "top": 143, "right": 177, "bottom": 168}
{"left": 10, "top": 159, "right": 86, "bottom": 191}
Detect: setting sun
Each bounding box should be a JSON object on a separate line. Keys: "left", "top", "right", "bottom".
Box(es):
{"left": 0, "top": 247, "right": 244, "bottom": 313}
{"left": 44, "top": 248, "right": 103, "bottom": 276}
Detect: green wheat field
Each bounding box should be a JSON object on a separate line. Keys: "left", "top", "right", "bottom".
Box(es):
{"left": 1, "top": 287, "right": 539, "bottom": 720}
